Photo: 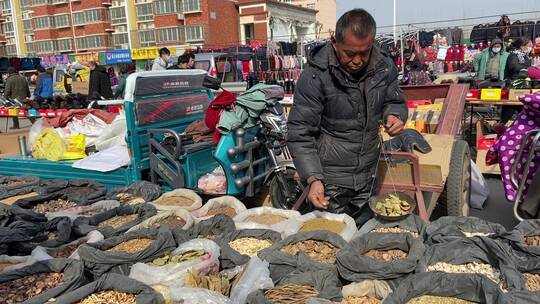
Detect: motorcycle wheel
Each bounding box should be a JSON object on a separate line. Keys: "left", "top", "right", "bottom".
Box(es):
{"left": 269, "top": 168, "right": 312, "bottom": 214}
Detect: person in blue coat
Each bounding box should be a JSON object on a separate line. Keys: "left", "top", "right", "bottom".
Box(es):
{"left": 34, "top": 66, "right": 53, "bottom": 99}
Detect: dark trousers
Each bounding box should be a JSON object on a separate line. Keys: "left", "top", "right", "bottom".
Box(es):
{"left": 319, "top": 183, "right": 374, "bottom": 228}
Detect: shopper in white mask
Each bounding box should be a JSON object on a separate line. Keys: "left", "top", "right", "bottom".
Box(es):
{"left": 152, "top": 47, "right": 172, "bottom": 71}
{"left": 473, "top": 38, "right": 508, "bottom": 81}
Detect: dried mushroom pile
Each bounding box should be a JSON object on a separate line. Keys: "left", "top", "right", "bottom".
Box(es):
{"left": 407, "top": 295, "right": 477, "bottom": 304}
{"left": 77, "top": 290, "right": 137, "bottom": 304}
{"left": 363, "top": 249, "right": 408, "bottom": 261}
{"left": 525, "top": 235, "right": 540, "bottom": 246}
{"left": 342, "top": 296, "right": 381, "bottom": 304}
{"left": 371, "top": 227, "right": 419, "bottom": 237}
{"left": 281, "top": 240, "right": 338, "bottom": 264}
{"left": 299, "top": 218, "right": 346, "bottom": 234}
{"left": 107, "top": 238, "right": 153, "bottom": 253}
{"left": 206, "top": 207, "right": 237, "bottom": 217}
{"left": 264, "top": 284, "right": 319, "bottom": 304}
{"left": 98, "top": 214, "right": 139, "bottom": 228}
{"left": 525, "top": 273, "right": 540, "bottom": 291}
{"left": 185, "top": 269, "right": 236, "bottom": 296}
{"left": 116, "top": 193, "right": 145, "bottom": 205}
{"left": 229, "top": 237, "right": 272, "bottom": 256}
{"left": 374, "top": 195, "right": 411, "bottom": 217}
{"left": 245, "top": 214, "right": 287, "bottom": 225}
{"left": 150, "top": 216, "right": 186, "bottom": 229}
{"left": 149, "top": 250, "right": 206, "bottom": 266}
{"left": 32, "top": 199, "right": 78, "bottom": 213}
{"left": 427, "top": 262, "right": 503, "bottom": 286}
{"left": 0, "top": 272, "right": 64, "bottom": 302}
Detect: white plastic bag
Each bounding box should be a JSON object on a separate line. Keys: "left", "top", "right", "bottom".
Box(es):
{"left": 198, "top": 167, "right": 227, "bottom": 194}
{"left": 0, "top": 255, "right": 36, "bottom": 274}
{"left": 127, "top": 209, "right": 194, "bottom": 232}
{"left": 470, "top": 160, "right": 489, "bottom": 209}
{"left": 129, "top": 239, "right": 220, "bottom": 288}
{"left": 58, "top": 114, "right": 109, "bottom": 147}
{"left": 31, "top": 230, "right": 105, "bottom": 261}
{"left": 233, "top": 207, "right": 301, "bottom": 234}
{"left": 169, "top": 287, "right": 232, "bottom": 304}
{"left": 46, "top": 199, "right": 120, "bottom": 220}
{"left": 283, "top": 211, "right": 357, "bottom": 242}
{"left": 152, "top": 189, "right": 203, "bottom": 212}
{"left": 342, "top": 280, "right": 392, "bottom": 301}
{"left": 28, "top": 118, "right": 44, "bottom": 147}
{"left": 192, "top": 196, "right": 247, "bottom": 221}
{"left": 95, "top": 113, "right": 127, "bottom": 151}
{"left": 229, "top": 257, "right": 274, "bottom": 304}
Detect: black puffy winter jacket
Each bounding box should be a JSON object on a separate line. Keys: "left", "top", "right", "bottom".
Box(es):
{"left": 287, "top": 43, "right": 407, "bottom": 190}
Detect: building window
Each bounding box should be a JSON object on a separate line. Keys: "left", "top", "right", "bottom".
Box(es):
{"left": 110, "top": 7, "right": 126, "bottom": 24}
{"left": 1, "top": 0, "right": 11, "bottom": 14}
{"left": 155, "top": 0, "right": 181, "bottom": 14}
{"left": 55, "top": 14, "right": 70, "bottom": 28}
{"left": 185, "top": 25, "right": 203, "bottom": 42}
{"left": 114, "top": 24, "right": 128, "bottom": 32}
{"left": 139, "top": 29, "right": 155, "bottom": 47}
{"left": 23, "top": 20, "right": 33, "bottom": 33}
{"left": 112, "top": 0, "right": 124, "bottom": 6}
{"left": 24, "top": 34, "right": 33, "bottom": 42}
{"left": 75, "top": 35, "right": 104, "bottom": 50}
{"left": 31, "top": 0, "right": 50, "bottom": 5}
{"left": 73, "top": 9, "right": 101, "bottom": 25}
{"left": 6, "top": 44, "right": 16, "bottom": 56}
{"left": 26, "top": 42, "right": 35, "bottom": 54}
{"left": 136, "top": 3, "right": 153, "bottom": 21}
{"left": 57, "top": 39, "right": 72, "bottom": 51}
{"left": 20, "top": 0, "right": 31, "bottom": 9}
{"left": 2, "top": 22, "right": 13, "bottom": 36}
{"left": 306, "top": 3, "right": 316, "bottom": 9}
{"left": 158, "top": 27, "right": 179, "bottom": 42}
{"left": 183, "top": 0, "right": 200, "bottom": 12}
{"left": 38, "top": 40, "right": 56, "bottom": 53}
{"left": 34, "top": 16, "right": 52, "bottom": 29}
{"left": 113, "top": 33, "right": 128, "bottom": 47}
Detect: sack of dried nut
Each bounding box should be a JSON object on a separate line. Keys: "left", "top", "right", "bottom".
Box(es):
{"left": 192, "top": 196, "right": 247, "bottom": 221}
{"left": 218, "top": 229, "right": 282, "bottom": 269}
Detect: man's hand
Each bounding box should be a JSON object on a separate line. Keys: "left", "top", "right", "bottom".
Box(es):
{"left": 385, "top": 115, "right": 405, "bottom": 136}
{"left": 308, "top": 180, "right": 330, "bottom": 209}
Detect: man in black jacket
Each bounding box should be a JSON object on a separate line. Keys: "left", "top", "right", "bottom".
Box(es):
{"left": 287, "top": 9, "right": 407, "bottom": 226}
{"left": 88, "top": 61, "right": 113, "bottom": 99}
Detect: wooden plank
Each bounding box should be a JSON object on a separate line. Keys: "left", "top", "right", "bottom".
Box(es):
{"left": 401, "top": 84, "right": 450, "bottom": 101}
{"left": 466, "top": 99, "right": 523, "bottom": 106}
{"left": 437, "top": 83, "right": 469, "bottom": 136}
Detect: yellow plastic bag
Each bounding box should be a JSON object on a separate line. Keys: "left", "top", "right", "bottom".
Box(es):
{"left": 32, "top": 129, "right": 87, "bottom": 161}
{"left": 62, "top": 134, "right": 86, "bottom": 160}
{"left": 32, "top": 128, "right": 66, "bottom": 161}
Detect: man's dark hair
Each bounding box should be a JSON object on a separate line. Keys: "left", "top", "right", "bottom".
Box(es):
{"left": 512, "top": 37, "right": 531, "bottom": 49}
{"left": 335, "top": 9, "right": 376, "bottom": 43}
{"left": 186, "top": 52, "right": 195, "bottom": 60}
{"left": 159, "top": 47, "right": 171, "bottom": 56}
{"left": 178, "top": 54, "right": 190, "bottom": 65}
{"left": 7, "top": 67, "right": 17, "bottom": 74}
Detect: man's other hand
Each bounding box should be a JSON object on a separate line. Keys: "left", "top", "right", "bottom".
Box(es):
{"left": 308, "top": 180, "right": 330, "bottom": 209}
{"left": 385, "top": 115, "right": 404, "bottom": 136}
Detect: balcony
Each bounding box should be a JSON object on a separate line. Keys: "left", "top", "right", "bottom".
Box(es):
{"left": 102, "top": 1, "right": 112, "bottom": 6}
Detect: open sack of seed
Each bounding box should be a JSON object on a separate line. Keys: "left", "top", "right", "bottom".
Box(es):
{"left": 13, "top": 193, "right": 87, "bottom": 220}
{"left": 52, "top": 273, "right": 164, "bottom": 304}
{"left": 383, "top": 272, "right": 507, "bottom": 304}
{"left": 424, "top": 216, "right": 519, "bottom": 245}
{"left": 47, "top": 200, "right": 121, "bottom": 221}
{"left": 510, "top": 219, "right": 540, "bottom": 258}
{"left": 234, "top": 207, "right": 301, "bottom": 232}
{"left": 127, "top": 209, "right": 194, "bottom": 233}
{"left": 284, "top": 211, "right": 357, "bottom": 242}
{"left": 106, "top": 181, "right": 163, "bottom": 205}
{"left": 259, "top": 231, "right": 347, "bottom": 283}
{"left": 129, "top": 238, "right": 220, "bottom": 289}
{"left": 31, "top": 230, "right": 105, "bottom": 261}
{"left": 78, "top": 228, "right": 176, "bottom": 278}
{"left": 0, "top": 176, "right": 39, "bottom": 200}
{"left": 247, "top": 269, "right": 342, "bottom": 303}
{"left": 337, "top": 232, "right": 425, "bottom": 281}
{"left": 73, "top": 203, "right": 157, "bottom": 238}
{"left": 37, "top": 180, "right": 107, "bottom": 205}
{"left": 151, "top": 189, "right": 202, "bottom": 212}
{"left": 0, "top": 255, "right": 36, "bottom": 274}
{"left": 189, "top": 214, "right": 237, "bottom": 241}
{"left": 192, "top": 196, "right": 246, "bottom": 221}
{"left": 356, "top": 214, "right": 425, "bottom": 239}
{"left": 0, "top": 258, "right": 86, "bottom": 304}
{"left": 217, "top": 229, "right": 282, "bottom": 269}
{"left": 340, "top": 280, "right": 393, "bottom": 303}
{"left": 418, "top": 237, "right": 525, "bottom": 291}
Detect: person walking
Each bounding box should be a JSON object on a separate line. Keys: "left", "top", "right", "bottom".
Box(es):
{"left": 152, "top": 47, "right": 171, "bottom": 71}
{"left": 88, "top": 61, "right": 113, "bottom": 99}
{"left": 4, "top": 67, "right": 30, "bottom": 129}
{"left": 287, "top": 9, "right": 407, "bottom": 226}
{"left": 114, "top": 66, "right": 130, "bottom": 99}
{"left": 34, "top": 66, "right": 54, "bottom": 99}
{"left": 473, "top": 38, "right": 508, "bottom": 81}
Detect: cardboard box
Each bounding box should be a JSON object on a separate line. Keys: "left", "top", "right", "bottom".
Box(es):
{"left": 475, "top": 121, "right": 500, "bottom": 175}
{"left": 508, "top": 89, "right": 531, "bottom": 101}
{"left": 0, "top": 129, "right": 28, "bottom": 156}
{"left": 481, "top": 88, "right": 502, "bottom": 101}
{"left": 467, "top": 89, "right": 480, "bottom": 99}
{"left": 72, "top": 81, "right": 89, "bottom": 95}
{"left": 476, "top": 150, "right": 500, "bottom": 175}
